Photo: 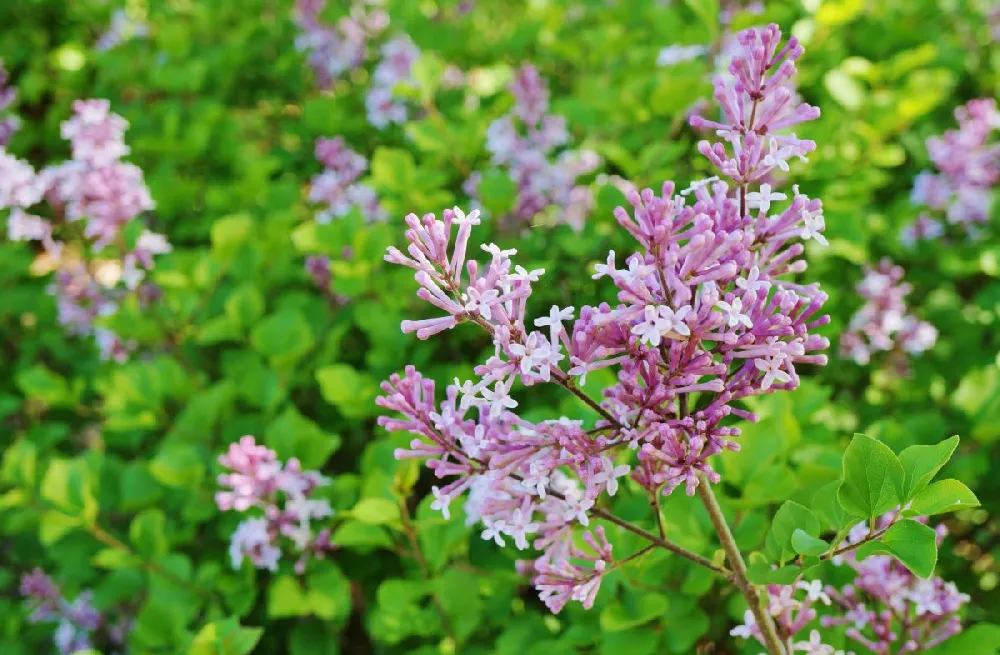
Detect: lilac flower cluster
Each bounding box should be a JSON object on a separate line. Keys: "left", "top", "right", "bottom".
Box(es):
{"left": 465, "top": 64, "right": 600, "bottom": 230}
{"left": 840, "top": 259, "right": 937, "bottom": 371}
{"left": 293, "top": 0, "right": 388, "bottom": 89}
{"left": 0, "top": 59, "right": 19, "bottom": 146}
{"left": 822, "top": 518, "right": 969, "bottom": 653}
{"left": 308, "top": 136, "right": 385, "bottom": 223}
{"left": 378, "top": 25, "right": 829, "bottom": 614}
{"left": 20, "top": 568, "right": 131, "bottom": 654}
{"left": 901, "top": 98, "right": 999, "bottom": 245}
{"left": 731, "top": 580, "right": 845, "bottom": 654}
{"left": 216, "top": 436, "right": 335, "bottom": 574}
{"left": 365, "top": 35, "right": 421, "bottom": 129}
{"left": 95, "top": 9, "right": 150, "bottom": 52}
{"left": 0, "top": 99, "right": 169, "bottom": 361}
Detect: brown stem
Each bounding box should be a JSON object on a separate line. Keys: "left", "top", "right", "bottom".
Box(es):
{"left": 696, "top": 475, "right": 786, "bottom": 655}
{"left": 590, "top": 506, "right": 732, "bottom": 579}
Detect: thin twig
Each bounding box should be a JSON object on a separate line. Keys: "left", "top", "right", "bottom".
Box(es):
{"left": 697, "top": 475, "right": 786, "bottom": 655}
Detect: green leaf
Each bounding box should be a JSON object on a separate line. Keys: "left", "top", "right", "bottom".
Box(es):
{"left": 745, "top": 561, "right": 802, "bottom": 585}
{"left": 351, "top": 498, "right": 400, "bottom": 526}
{"left": 811, "top": 480, "right": 854, "bottom": 531}
{"left": 824, "top": 69, "right": 864, "bottom": 110}
{"left": 268, "top": 576, "right": 310, "bottom": 618}
{"left": 856, "top": 519, "right": 938, "bottom": 578}
{"left": 211, "top": 214, "right": 254, "bottom": 261}
{"left": 769, "top": 501, "right": 820, "bottom": 563}
{"left": 906, "top": 479, "right": 980, "bottom": 516}
{"left": 791, "top": 529, "right": 830, "bottom": 557}
{"left": 476, "top": 170, "right": 517, "bottom": 215}
{"left": 599, "top": 593, "right": 669, "bottom": 632}
{"left": 225, "top": 284, "right": 265, "bottom": 332}
{"left": 923, "top": 624, "right": 1000, "bottom": 655}
{"left": 190, "top": 618, "right": 263, "bottom": 655}
{"left": 316, "top": 364, "right": 380, "bottom": 419}
{"left": 251, "top": 309, "right": 315, "bottom": 364}
{"left": 838, "top": 434, "right": 904, "bottom": 520}
{"left": 898, "top": 436, "right": 959, "bottom": 501}
{"left": 41, "top": 458, "right": 98, "bottom": 522}
{"left": 264, "top": 406, "right": 341, "bottom": 470}
{"left": 16, "top": 365, "right": 77, "bottom": 407}
{"left": 130, "top": 509, "right": 169, "bottom": 558}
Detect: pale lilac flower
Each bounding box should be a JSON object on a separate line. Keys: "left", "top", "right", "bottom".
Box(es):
{"left": 365, "top": 35, "right": 419, "bottom": 129}
{"left": 901, "top": 98, "right": 999, "bottom": 242}
{"left": 216, "top": 436, "right": 335, "bottom": 572}
{"left": 841, "top": 259, "right": 936, "bottom": 373}
{"left": 467, "top": 63, "right": 600, "bottom": 229}
{"left": 657, "top": 44, "right": 709, "bottom": 67}
{"left": 95, "top": 9, "right": 150, "bottom": 51}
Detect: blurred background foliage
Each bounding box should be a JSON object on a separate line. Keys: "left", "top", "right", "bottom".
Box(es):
{"left": 0, "top": 0, "right": 997, "bottom": 653}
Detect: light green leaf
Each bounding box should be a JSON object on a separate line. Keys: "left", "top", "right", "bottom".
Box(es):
{"left": 770, "top": 501, "right": 820, "bottom": 563}
{"left": 898, "top": 436, "right": 959, "bottom": 501}
{"left": 856, "top": 519, "right": 938, "bottom": 578}
{"left": 791, "top": 529, "right": 830, "bottom": 557}
{"left": 351, "top": 498, "right": 400, "bottom": 526}
{"left": 225, "top": 284, "right": 265, "bottom": 332}
{"left": 838, "top": 434, "right": 904, "bottom": 520}
{"left": 907, "top": 479, "right": 980, "bottom": 516}
{"left": 316, "top": 364, "right": 380, "bottom": 419}
{"left": 130, "top": 509, "right": 169, "bottom": 558}
{"left": 599, "top": 593, "right": 669, "bottom": 632}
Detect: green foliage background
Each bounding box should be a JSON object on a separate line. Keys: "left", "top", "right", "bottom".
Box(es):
{"left": 0, "top": 0, "right": 997, "bottom": 653}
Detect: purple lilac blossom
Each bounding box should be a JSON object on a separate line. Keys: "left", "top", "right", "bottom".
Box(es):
{"left": 840, "top": 259, "right": 937, "bottom": 372}
{"left": 216, "top": 436, "right": 336, "bottom": 574}
{"left": 0, "top": 99, "right": 169, "bottom": 362}
{"left": 365, "top": 35, "right": 420, "bottom": 129}
{"left": 823, "top": 515, "right": 969, "bottom": 653}
{"left": 731, "top": 580, "right": 846, "bottom": 654}
{"left": 901, "top": 98, "right": 999, "bottom": 244}
{"left": 20, "top": 569, "right": 111, "bottom": 655}
{"left": 95, "top": 9, "right": 150, "bottom": 51}
{"left": 308, "top": 136, "right": 386, "bottom": 223}
{"left": 467, "top": 63, "right": 601, "bottom": 230}
{"left": 293, "top": 0, "right": 388, "bottom": 89}
{"left": 378, "top": 25, "right": 830, "bottom": 614}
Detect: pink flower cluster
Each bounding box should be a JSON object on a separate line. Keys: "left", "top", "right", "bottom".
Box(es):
{"left": 0, "top": 99, "right": 169, "bottom": 361}
{"left": 465, "top": 64, "right": 600, "bottom": 229}
{"left": 20, "top": 568, "right": 131, "bottom": 654}
{"left": 731, "top": 580, "right": 845, "bottom": 654}
{"left": 378, "top": 25, "right": 829, "bottom": 614}
{"left": 293, "top": 0, "right": 388, "bottom": 89}
{"left": 308, "top": 136, "right": 384, "bottom": 223}
{"left": 365, "top": 35, "right": 421, "bottom": 129}
{"left": 822, "top": 518, "right": 969, "bottom": 653}
{"left": 901, "top": 98, "right": 999, "bottom": 245}
{"left": 216, "top": 436, "right": 335, "bottom": 574}
{"left": 840, "top": 259, "right": 936, "bottom": 371}
{"left": 0, "top": 59, "right": 19, "bottom": 146}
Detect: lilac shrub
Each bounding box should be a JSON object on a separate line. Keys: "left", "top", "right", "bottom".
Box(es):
{"left": 0, "top": 99, "right": 169, "bottom": 361}
{"left": 901, "top": 98, "right": 999, "bottom": 244}
{"left": 465, "top": 64, "right": 601, "bottom": 230}
{"left": 216, "top": 436, "right": 336, "bottom": 575}
{"left": 20, "top": 568, "right": 132, "bottom": 654}
{"left": 840, "top": 259, "right": 937, "bottom": 372}
{"left": 378, "top": 26, "right": 828, "bottom": 643}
